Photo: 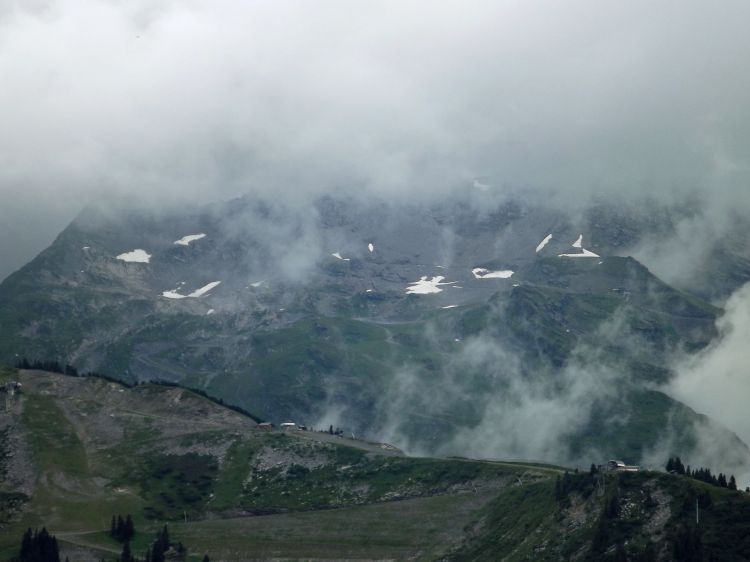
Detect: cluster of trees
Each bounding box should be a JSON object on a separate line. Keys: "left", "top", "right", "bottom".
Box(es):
{"left": 327, "top": 425, "right": 343, "bottom": 436}
{"left": 14, "top": 524, "right": 211, "bottom": 562}
{"left": 116, "top": 525, "right": 211, "bottom": 562}
{"left": 666, "top": 457, "right": 738, "bottom": 490}
{"left": 110, "top": 514, "right": 135, "bottom": 543}
{"left": 15, "top": 528, "right": 68, "bottom": 562}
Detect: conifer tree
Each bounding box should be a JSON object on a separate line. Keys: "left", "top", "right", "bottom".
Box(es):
{"left": 124, "top": 514, "right": 135, "bottom": 541}
{"left": 120, "top": 540, "right": 132, "bottom": 562}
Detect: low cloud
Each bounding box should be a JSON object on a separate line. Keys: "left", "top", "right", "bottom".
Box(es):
{"left": 667, "top": 283, "right": 750, "bottom": 445}
{"left": 2, "top": 1, "right": 750, "bottom": 278}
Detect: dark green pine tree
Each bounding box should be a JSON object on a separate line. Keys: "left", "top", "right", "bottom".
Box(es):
{"left": 110, "top": 516, "right": 117, "bottom": 537}
{"left": 120, "top": 540, "right": 132, "bottom": 562}
{"left": 19, "top": 528, "right": 33, "bottom": 561}
{"left": 202, "top": 555, "right": 210, "bottom": 562}
{"left": 124, "top": 514, "right": 135, "bottom": 541}
{"left": 150, "top": 525, "right": 171, "bottom": 562}
{"left": 666, "top": 457, "right": 675, "bottom": 472}
{"left": 730, "top": 475, "right": 738, "bottom": 490}
{"left": 19, "top": 527, "right": 60, "bottom": 562}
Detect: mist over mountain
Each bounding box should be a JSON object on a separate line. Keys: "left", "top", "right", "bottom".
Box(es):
{"left": 2, "top": 0, "right": 750, "bottom": 283}
{"left": 2, "top": 190, "right": 749, "bottom": 485}
{"left": 3, "top": 3, "right": 750, "bottom": 559}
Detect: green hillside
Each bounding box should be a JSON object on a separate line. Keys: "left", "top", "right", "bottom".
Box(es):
{"left": 3, "top": 368, "right": 750, "bottom": 561}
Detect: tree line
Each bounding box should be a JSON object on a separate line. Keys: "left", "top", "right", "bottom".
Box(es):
{"left": 116, "top": 524, "right": 208, "bottom": 562}
{"left": 14, "top": 357, "right": 264, "bottom": 423}
{"left": 110, "top": 514, "right": 135, "bottom": 543}
{"left": 12, "top": 528, "right": 67, "bottom": 562}
{"left": 11, "top": 522, "right": 211, "bottom": 562}
{"left": 666, "top": 457, "right": 738, "bottom": 490}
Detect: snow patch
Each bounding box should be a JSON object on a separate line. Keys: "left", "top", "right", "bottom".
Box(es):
{"left": 250, "top": 281, "right": 264, "bottom": 288}
{"left": 558, "top": 234, "right": 599, "bottom": 258}
{"left": 162, "top": 281, "right": 221, "bottom": 299}
{"left": 558, "top": 248, "right": 600, "bottom": 258}
{"left": 207, "top": 309, "right": 215, "bottom": 315}
{"left": 472, "top": 268, "right": 514, "bottom": 279}
{"left": 116, "top": 249, "right": 151, "bottom": 263}
{"left": 162, "top": 290, "right": 186, "bottom": 300}
{"left": 174, "top": 233, "right": 206, "bottom": 246}
{"left": 189, "top": 281, "right": 221, "bottom": 297}
{"left": 82, "top": 246, "right": 90, "bottom": 250}
{"left": 332, "top": 252, "right": 350, "bottom": 261}
{"left": 535, "top": 234, "right": 552, "bottom": 253}
{"left": 441, "top": 305, "right": 458, "bottom": 309}
{"left": 368, "top": 243, "right": 374, "bottom": 253}
{"left": 405, "top": 276, "right": 456, "bottom": 295}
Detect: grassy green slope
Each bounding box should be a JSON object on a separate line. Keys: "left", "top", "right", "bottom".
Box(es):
{"left": 0, "top": 369, "right": 552, "bottom": 561}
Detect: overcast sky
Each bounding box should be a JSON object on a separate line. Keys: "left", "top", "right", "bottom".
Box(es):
{"left": 1, "top": 0, "right": 750, "bottom": 279}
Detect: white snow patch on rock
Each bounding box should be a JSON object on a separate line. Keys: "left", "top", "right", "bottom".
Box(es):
{"left": 472, "top": 268, "right": 514, "bottom": 279}
{"left": 368, "top": 243, "right": 374, "bottom": 253}
{"left": 207, "top": 309, "right": 215, "bottom": 315}
{"left": 162, "top": 290, "right": 186, "bottom": 299}
{"left": 162, "top": 281, "right": 221, "bottom": 299}
{"left": 174, "top": 233, "right": 206, "bottom": 246}
{"left": 572, "top": 234, "right": 583, "bottom": 248}
{"left": 250, "top": 281, "right": 264, "bottom": 288}
{"left": 441, "top": 305, "right": 458, "bottom": 309}
{"left": 405, "top": 276, "right": 456, "bottom": 295}
{"left": 558, "top": 248, "right": 600, "bottom": 258}
{"left": 535, "top": 234, "right": 553, "bottom": 253}
{"left": 116, "top": 249, "right": 151, "bottom": 263}
{"left": 82, "top": 246, "right": 90, "bottom": 250}
{"left": 332, "top": 252, "right": 350, "bottom": 261}
{"left": 188, "top": 281, "right": 221, "bottom": 297}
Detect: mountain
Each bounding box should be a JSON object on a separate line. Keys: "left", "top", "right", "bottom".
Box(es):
{"left": 0, "top": 193, "right": 747, "bottom": 466}
{"left": 3, "top": 368, "right": 750, "bottom": 562}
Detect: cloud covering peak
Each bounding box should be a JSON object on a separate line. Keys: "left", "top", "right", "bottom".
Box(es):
{"left": 1, "top": 0, "right": 750, "bottom": 278}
